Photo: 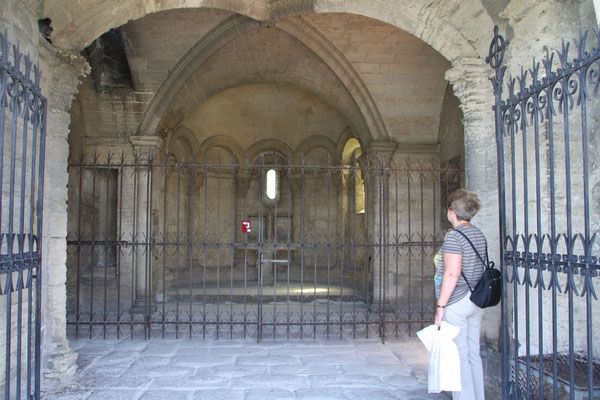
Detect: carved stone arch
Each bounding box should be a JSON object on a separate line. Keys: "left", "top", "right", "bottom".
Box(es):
{"left": 289, "top": 136, "right": 342, "bottom": 200}
{"left": 199, "top": 135, "right": 245, "bottom": 164}
{"left": 272, "top": 0, "right": 487, "bottom": 64}
{"left": 49, "top": 1, "right": 270, "bottom": 51}
{"left": 50, "top": 0, "right": 491, "bottom": 64}
{"left": 276, "top": 17, "right": 388, "bottom": 142}
{"left": 50, "top": 0, "right": 497, "bottom": 149}
{"left": 165, "top": 126, "right": 201, "bottom": 162}
{"left": 135, "top": 15, "right": 375, "bottom": 145}
{"left": 136, "top": 15, "right": 260, "bottom": 137}
{"left": 246, "top": 139, "right": 293, "bottom": 165}
{"left": 291, "top": 135, "right": 339, "bottom": 166}
{"left": 335, "top": 128, "right": 360, "bottom": 161}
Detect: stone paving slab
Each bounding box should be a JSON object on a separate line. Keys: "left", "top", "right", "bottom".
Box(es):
{"left": 44, "top": 336, "right": 450, "bottom": 400}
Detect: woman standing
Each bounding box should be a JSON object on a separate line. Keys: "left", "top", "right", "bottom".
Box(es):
{"left": 434, "top": 189, "right": 487, "bottom": 400}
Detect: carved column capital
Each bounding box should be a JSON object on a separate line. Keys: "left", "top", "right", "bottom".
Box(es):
{"left": 365, "top": 141, "right": 398, "bottom": 167}
{"left": 130, "top": 135, "right": 163, "bottom": 161}
{"left": 130, "top": 135, "right": 163, "bottom": 149}
{"left": 445, "top": 58, "right": 494, "bottom": 124}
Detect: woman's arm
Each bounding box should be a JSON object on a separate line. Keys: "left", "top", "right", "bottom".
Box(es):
{"left": 434, "top": 252, "right": 462, "bottom": 326}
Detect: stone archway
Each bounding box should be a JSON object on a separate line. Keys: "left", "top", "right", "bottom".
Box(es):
{"left": 53, "top": 0, "right": 500, "bottom": 377}
{"left": 11, "top": 0, "right": 594, "bottom": 390}
{"left": 48, "top": 0, "right": 498, "bottom": 223}
{"left": 47, "top": 0, "right": 498, "bottom": 160}
{"left": 46, "top": 0, "right": 497, "bottom": 157}
{"left": 136, "top": 15, "right": 378, "bottom": 146}
{"left": 137, "top": 14, "right": 390, "bottom": 144}
{"left": 47, "top": 0, "right": 492, "bottom": 61}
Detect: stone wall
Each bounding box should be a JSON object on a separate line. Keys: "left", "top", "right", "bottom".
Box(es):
{"left": 63, "top": 0, "right": 599, "bottom": 353}
{"left": 1, "top": 0, "right": 597, "bottom": 391}
{"left": 304, "top": 13, "right": 450, "bottom": 144}
{"left": 1, "top": 0, "right": 83, "bottom": 390}
{"left": 438, "top": 83, "right": 465, "bottom": 231}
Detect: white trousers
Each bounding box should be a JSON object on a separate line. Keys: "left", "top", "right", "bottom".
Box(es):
{"left": 443, "top": 294, "right": 485, "bottom": 400}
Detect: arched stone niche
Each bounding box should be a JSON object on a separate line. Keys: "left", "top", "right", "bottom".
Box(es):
{"left": 165, "top": 126, "right": 201, "bottom": 162}
{"left": 20, "top": 0, "right": 596, "bottom": 386}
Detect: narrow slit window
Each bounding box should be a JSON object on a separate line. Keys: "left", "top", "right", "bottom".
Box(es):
{"left": 266, "top": 169, "right": 277, "bottom": 200}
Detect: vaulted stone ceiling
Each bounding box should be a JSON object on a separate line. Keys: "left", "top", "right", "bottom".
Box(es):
{"left": 70, "top": 7, "right": 458, "bottom": 153}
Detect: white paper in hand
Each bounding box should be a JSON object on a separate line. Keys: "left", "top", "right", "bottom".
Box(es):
{"left": 416, "top": 321, "right": 461, "bottom": 393}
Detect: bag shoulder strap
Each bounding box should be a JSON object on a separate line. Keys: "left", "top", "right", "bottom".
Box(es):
{"left": 451, "top": 228, "right": 489, "bottom": 292}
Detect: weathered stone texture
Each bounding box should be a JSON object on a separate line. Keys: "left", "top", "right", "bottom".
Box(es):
{"left": 305, "top": 13, "right": 450, "bottom": 144}
{"left": 0, "top": 0, "right": 596, "bottom": 391}
{"left": 121, "top": 8, "right": 232, "bottom": 93}
{"left": 184, "top": 84, "right": 348, "bottom": 150}
{"left": 37, "top": 36, "right": 88, "bottom": 389}
{"left": 438, "top": 84, "right": 464, "bottom": 169}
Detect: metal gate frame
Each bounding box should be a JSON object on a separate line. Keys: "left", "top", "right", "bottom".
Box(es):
{"left": 488, "top": 26, "right": 600, "bottom": 399}
{"left": 66, "top": 150, "right": 463, "bottom": 341}
{"left": 0, "top": 32, "right": 45, "bottom": 400}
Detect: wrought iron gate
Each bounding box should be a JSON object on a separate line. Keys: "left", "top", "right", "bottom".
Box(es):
{"left": 66, "top": 149, "right": 462, "bottom": 341}
{"left": 0, "top": 32, "right": 45, "bottom": 399}
{"left": 489, "top": 26, "right": 600, "bottom": 399}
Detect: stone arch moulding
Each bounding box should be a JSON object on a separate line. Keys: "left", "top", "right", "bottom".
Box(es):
{"left": 198, "top": 135, "right": 246, "bottom": 164}
{"left": 135, "top": 14, "right": 259, "bottom": 137}
{"left": 133, "top": 14, "right": 382, "bottom": 145}
{"left": 52, "top": 0, "right": 496, "bottom": 142}
{"left": 275, "top": 17, "right": 389, "bottom": 142}
{"left": 165, "top": 126, "right": 201, "bottom": 161}
{"left": 49, "top": 0, "right": 489, "bottom": 64}
{"left": 48, "top": 0, "right": 270, "bottom": 50}
{"left": 291, "top": 135, "right": 339, "bottom": 166}
{"left": 246, "top": 139, "right": 294, "bottom": 164}
{"left": 336, "top": 128, "right": 360, "bottom": 160}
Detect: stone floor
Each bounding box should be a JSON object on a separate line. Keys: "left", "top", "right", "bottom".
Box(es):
{"left": 43, "top": 336, "right": 452, "bottom": 400}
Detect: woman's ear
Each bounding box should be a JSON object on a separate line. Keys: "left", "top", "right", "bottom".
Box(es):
{"left": 447, "top": 208, "right": 457, "bottom": 224}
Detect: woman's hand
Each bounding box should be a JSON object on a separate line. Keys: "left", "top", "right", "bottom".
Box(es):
{"left": 435, "top": 307, "right": 445, "bottom": 327}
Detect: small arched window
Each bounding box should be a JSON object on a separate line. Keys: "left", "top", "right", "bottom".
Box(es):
{"left": 266, "top": 169, "right": 277, "bottom": 200}
{"left": 264, "top": 168, "right": 279, "bottom": 203}
{"left": 342, "top": 138, "right": 365, "bottom": 214}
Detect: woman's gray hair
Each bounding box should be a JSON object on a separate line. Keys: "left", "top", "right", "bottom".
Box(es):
{"left": 447, "top": 189, "right": 481, "bottom": 221}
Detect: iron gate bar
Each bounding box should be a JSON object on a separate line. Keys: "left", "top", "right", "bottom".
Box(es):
{"left": 0, "top": 31, "right": 45, "bottom": 400}
{"left": 66, "top": 152, "right": 462, "bottom": 341}
{"left": 488, "top": 26, "right": 600, "bottom": 400}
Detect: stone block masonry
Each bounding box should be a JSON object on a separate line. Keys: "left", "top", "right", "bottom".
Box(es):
{"left": 1, "top": 0, "right": 597, "bottom": 396}
{"left": 43, "top": 336, "right": 463, "bottom": 399}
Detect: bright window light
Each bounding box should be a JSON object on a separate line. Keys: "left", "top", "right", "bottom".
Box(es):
{"left": 266, "top": 169, "right": 277, "bottom": 200}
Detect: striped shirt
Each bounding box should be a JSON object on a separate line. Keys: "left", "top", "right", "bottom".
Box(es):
{"left": 440, "top": 225, "right": 487, "bottom": 306}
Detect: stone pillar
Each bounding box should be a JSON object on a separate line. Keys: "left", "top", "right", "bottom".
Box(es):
{"left": 37, "top": 40, "right": 89, "bottom": 384}
{"left": 446, "top": 58, "right": 498, "bottom": 335}
{"left": 445, "top": 59, "right": 505, "bottom": 394}
{"left": 129, "top": 136, "right": 163, "bottom": 313}
{"left": 364, "top": 141, "right": 397, "bottom": 311}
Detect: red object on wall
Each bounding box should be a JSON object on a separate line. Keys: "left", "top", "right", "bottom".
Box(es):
{"left": 242, "top": 220, "right": 251, "bottom": 233}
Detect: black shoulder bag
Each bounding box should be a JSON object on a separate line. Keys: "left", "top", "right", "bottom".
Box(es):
{"left": 453, "top": 229, "right": 501, "bottom": 309}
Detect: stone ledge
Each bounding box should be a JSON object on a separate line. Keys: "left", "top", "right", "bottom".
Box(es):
{"left": 395, "top": 143, "right": 440, "bottom": 155}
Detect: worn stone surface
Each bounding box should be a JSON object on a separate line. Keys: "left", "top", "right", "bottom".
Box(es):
{"left": 1, "top": 0, "right": 597, "bottom": 395}
{"left": 44, "top": 337, "right": 460, "bottom": 400}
